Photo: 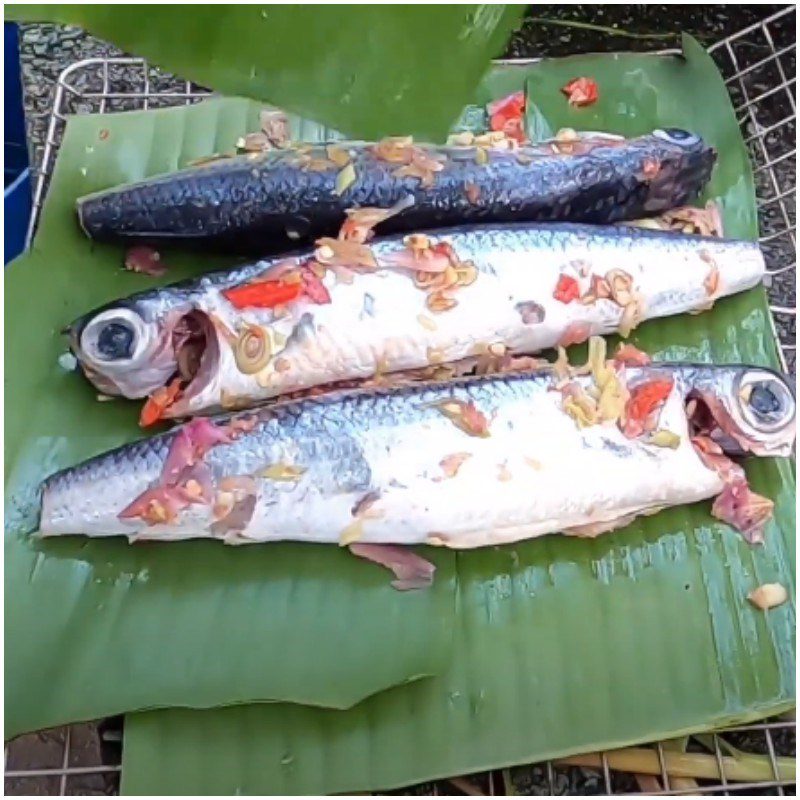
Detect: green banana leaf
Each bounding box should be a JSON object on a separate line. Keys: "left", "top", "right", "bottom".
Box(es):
{"left": 120, "top": 37, "right": 796, "bottom": 794}
{"left": 4, "top": 4, "right": 525, "bottom": 141}
{"left": 4, "top": 105, "right": 459, "bottom": 738}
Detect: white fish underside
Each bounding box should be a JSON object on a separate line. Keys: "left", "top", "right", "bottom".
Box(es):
{"left": 180, "top": 226, "right": 764, "bottom": 416}
{"left": 41, "top": 382, "right": 724, "bottom": 546}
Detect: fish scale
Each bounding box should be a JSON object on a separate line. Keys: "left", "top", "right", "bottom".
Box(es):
{"left": 76, "top": 131, "right": 715, "bottom": 253}
{"left": 68, "top": 222, "right": 766, "bottom": 417}
{"left": 39, "top": 364, "right": 796, "bottom": 546}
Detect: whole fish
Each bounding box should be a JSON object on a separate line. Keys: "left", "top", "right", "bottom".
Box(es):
{"left": 76, "top": 129, "right": 715, "bottom": 253}
{"left": 39, "top": 355, "right": 795, "bottom": 560}
{"left": 67, "top": 222, "right": 765, "bottom": 422}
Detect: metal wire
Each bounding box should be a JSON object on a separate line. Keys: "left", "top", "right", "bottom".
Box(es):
{"left": 25, "top": 58, "right": 210, "bottom": 247}
{"left": 706, "top": 6, "right": 796, "bottom": 375}
{"left": 8, "top": 8, "right": 796, "bottom": 796}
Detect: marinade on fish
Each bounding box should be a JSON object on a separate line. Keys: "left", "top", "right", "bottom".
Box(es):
{"left": 39, "top": 353, "right": 795, "bottom": 573}
{"left": 67, "top": 222, "right": 765, "bottom": 422}
{"left": 76, "top": 129, "right": 716, "bottom": 253}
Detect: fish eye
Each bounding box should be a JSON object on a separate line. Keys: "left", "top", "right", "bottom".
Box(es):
{"left": 654, "top": 128, "right": 700, "bottom": 146}
{"left": 737, "top": 370, "right": 795, "bottom": 433}
{"left": 98, "top": 321, "right": 135, "bottom": 358}
{"left": 80, "top": 308, "right": 148, "bottom": 363}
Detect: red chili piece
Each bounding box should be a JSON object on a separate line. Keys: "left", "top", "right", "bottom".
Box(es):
{"left": 553, "top": 274, "right": 581, "bottom": 304}
{"left": 222, "top": 280, "right": 303, "bottom": 309}
{"left": 488, "top": 90, "right": 527, "bottom": 144}
{"left": 561, "top": 77, "right": 599, "bottom": 108}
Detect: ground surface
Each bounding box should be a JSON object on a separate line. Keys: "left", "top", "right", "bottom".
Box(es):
{"left": 7, "top": 5, "right": 795, "bottom": 796}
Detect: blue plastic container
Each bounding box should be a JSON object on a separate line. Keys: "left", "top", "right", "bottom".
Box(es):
{"left": 5, "top": 22, "right": 32, "bottom": 264}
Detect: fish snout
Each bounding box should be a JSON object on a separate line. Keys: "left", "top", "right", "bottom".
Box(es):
{"left": 684, "top": 366, "right": 795, "bottom": 458}
{"left": 68, "top": 304, "right": 175, "bottom": 399}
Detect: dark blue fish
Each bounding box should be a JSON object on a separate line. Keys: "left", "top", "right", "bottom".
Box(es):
{"left": 76, "top": 129, "right": 716, "bottom": 254}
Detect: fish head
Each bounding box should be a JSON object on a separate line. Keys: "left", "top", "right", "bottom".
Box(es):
{"left": 637, "top": 128, "right": 716, "bottom": 210}
{"left": 650, "top": 128, "right": 714, "bottom": 165}
{"left": 679, "top": 365, "right": 795, "bottom": 457}
{"left": 67, "top": 297, "right": 187, "bottom": 399}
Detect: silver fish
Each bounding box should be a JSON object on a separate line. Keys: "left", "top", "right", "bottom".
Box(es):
{"left": 40, "top": 359, "right": 795, "bottom": 548}
{"left": 67, "top": 223, "right": 765, "bottom": 421}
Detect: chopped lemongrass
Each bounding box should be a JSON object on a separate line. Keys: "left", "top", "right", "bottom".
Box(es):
{"left": 497, "top": 463, "right": 512, "bottom": 482}
{"left": 261, "top": 463, "right": 306, "bottom": 481}
{"left": 334, "top": 163, "right": 356, "bottom": 195}
{"left": 649, "top": 429, "right": 681, "bottom": 449}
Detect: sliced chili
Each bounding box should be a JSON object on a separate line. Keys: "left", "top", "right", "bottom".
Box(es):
{"left": 140, "top": 377, "right": 182, "bottom": 427}
{"left": 489, "top": 90, "right": 527, "bottom": 144}
{"left": 561, "top": 77, "right": 599, "bottom": 108}
{"left": 222, "top": 280, "right": 303, "bottom": 309}
{"left": 626, "top": 379, "right": 674, "bottom": 426}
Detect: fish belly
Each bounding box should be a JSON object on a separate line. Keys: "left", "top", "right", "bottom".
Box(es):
{"left": 42, "top": 382, "right": 722, "bottom": 546}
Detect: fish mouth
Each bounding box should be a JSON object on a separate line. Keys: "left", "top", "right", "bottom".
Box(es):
{"left": 160, "top": 310, "right": 220, "bottom": 418}
{"left": 687, "top": 393, "right": 745, "bottom": 453}
{"left": 685, "top": 387, "right": 794, "bottom": 459}
{"left": 684, "top": 392, "right": 757, "bottom": 484}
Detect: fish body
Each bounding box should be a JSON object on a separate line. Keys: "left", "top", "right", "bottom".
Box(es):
{"left": 40, "top": 363, "right": 795, "bottom": 545}
{"left": 76, "top": 130, "right": 715, "bottom": 253}
{"left": 69, "top": 223, "right": 765, "bottom": 419}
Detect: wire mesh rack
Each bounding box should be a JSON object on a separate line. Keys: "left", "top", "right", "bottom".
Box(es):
{"left": 7, "top": 7, "right": 796, "bottom": 796}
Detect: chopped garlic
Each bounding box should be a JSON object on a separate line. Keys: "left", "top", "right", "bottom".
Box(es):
{"left": 555, "top": 127, "right": 579, "bottom": 143}
{"left": 748, "top": 583, "right": 788, "bottom": 610}
{"left": 417, "top": 314, "right": 437, "bottom": 331}
{"left": 552, "top": 347, "right": 571, "bottom": 380}
{"left": 447, "top": 131, "right": 474, "bottom": 146}
{"left": 58, "top": 352, "right": 78, "bottom": 371}
{"left": 339, "top": 518, "right": 364, "bottom": 546}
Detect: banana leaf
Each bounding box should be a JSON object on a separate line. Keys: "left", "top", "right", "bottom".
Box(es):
{"left": 4, "top": 4, "right": 525, "bottom": 141}
{"left": 120, "top": 37, "right": 796, "bottom": 794}
{"left": 4, "top": 105, "right": 459, "bottom": 738}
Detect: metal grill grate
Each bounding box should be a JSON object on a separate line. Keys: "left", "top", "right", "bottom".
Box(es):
{"left": 706, "top": 7, "right": 796, "bottom": 375}
{"left": 8, "top": 7, "right": 796, "bottom": 796}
